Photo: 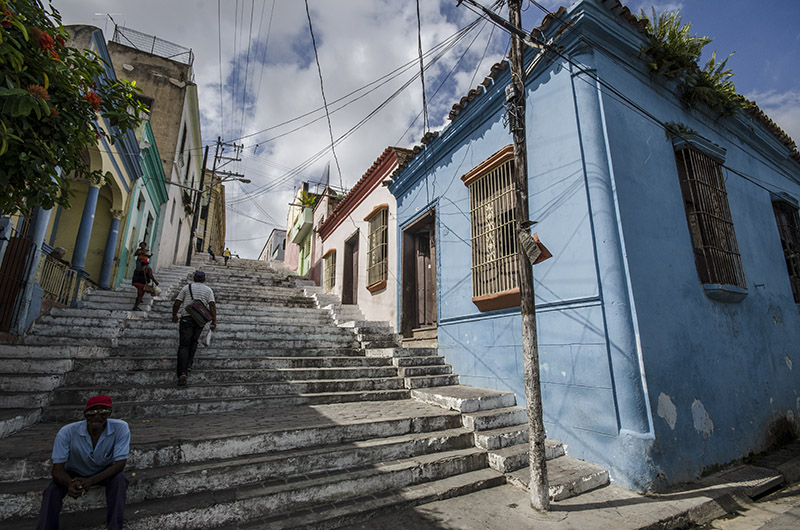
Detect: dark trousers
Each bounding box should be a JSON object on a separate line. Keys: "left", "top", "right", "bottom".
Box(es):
{"left": 177, "top": 316, "right": 203, "bottom": 378}
{"left": 36, "top": 472, "right": 128, "bottom": 530}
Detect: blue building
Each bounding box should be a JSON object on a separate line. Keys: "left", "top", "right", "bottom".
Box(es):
{"left": 390, "top": 0, "right": 800, "bottom": 491}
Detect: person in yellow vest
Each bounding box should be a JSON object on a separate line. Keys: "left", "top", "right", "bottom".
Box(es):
{"left": 223, "top": 247, "right": 231, "bottom": 266}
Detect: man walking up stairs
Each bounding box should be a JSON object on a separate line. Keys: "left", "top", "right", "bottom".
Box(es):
{"left": 0, "top": 255, "right": 609, "bottom": 529}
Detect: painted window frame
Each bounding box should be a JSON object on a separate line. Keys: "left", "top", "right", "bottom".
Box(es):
{"left": 772, "top": 197, "right": 800, "bottom": 304}
{"left": 462, "top": 145, "right": 520, "bottom": 311}
{"left": 365, "top": 205, "right": 389, "bottom": 292}
{"left": 673, "top": 137, "right": 747, "bottom": 302}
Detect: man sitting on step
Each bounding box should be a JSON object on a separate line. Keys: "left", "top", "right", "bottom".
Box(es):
{"left": 36, "top": 395, "right": 130, "bottom": 530}
{"left": 172, "top": 270, "right": 217, "bottom": 386}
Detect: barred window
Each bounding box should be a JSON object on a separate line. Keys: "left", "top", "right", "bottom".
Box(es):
{"left": 366, "top": 207, "right": 388, "bottom": 287}
{"left": 772, "top": 200, "right": 800, "bottom": 303}
{"left": 462, "top": 146, "right": 519, "bottom": 310}
{"left": 324, "top": 251, "right": 336, "bottom": 293}
{"left": 674, "top": 145, "right": 745, "bottom": 288}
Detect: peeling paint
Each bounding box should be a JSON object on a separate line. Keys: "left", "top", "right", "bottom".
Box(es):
{"left": 786, "top": 356, "right": 793, "bottom": 370}
{"left": 691, "top": 399, "right": 714, "bottom": 437}
{"left": 657, "top": 393, "right": 677, "bottom": 430}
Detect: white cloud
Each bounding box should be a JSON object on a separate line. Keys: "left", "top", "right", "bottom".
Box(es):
{"left": 56, "top": 0, "right": 506, "bottom": 257}
{"left": 746, "top": 89, "right": 800, "bottom": 147}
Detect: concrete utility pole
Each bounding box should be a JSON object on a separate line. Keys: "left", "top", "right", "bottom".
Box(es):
{"left": 507, "top": 0, "right": 550, "bottom": 512}
{"left": 186, "top": 144, "right": 210, "bottom": 266}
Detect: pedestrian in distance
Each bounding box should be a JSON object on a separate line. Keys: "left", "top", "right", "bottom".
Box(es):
{"left": 223, "top": 247, "right": 231, "bottom": 265}
{"left": 131, "top": 258, "right": 158, "bottom": 311}
{"left": 133, "top": 241, "right": 152, "bottom": 268}
{"left": 172, "top": 270, "right": 217, "bottom": 386}
{"left": 207, "top": 245, "right": 217, "bottom": 262}
{"left": 35, "top": 395, "right": 130, "bottom": 530}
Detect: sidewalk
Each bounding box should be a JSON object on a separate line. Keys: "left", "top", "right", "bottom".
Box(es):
{"left": 341, "top": 440, "right": 800, "bottom": 530}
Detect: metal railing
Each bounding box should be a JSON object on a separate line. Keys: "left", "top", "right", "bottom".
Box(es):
{"left": 112, "top": 26, "right": 194, "bottom": 66}
{"left": 36, "top": 254, "right": 77, "bottom": 306}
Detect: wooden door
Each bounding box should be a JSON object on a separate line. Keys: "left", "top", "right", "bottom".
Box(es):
{"left": 342, "top": 235, "right": 358, "bottom": 305}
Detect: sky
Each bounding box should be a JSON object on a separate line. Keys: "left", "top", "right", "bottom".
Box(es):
{"left": 54, "top": 0, "right": 800, "bottom": 259}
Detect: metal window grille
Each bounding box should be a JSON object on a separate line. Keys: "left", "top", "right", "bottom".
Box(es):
{"left": 468, "top": 159, "right": 518, "bottom": 298}
{"left": 367, "top": 209, "right": 388, "bottom": 286}
{"left": 675, "top": 147, "right": 746, "bottom": 288}
{"left": 772, "top": 201, "right": 800, "bottom": 303}
{"left": 324, "top": 252, "right": 336, "bottom": 293}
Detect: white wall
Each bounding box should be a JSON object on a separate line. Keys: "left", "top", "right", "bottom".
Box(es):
{"left": 320, "top": 184, "right": 398, "bottom": 330}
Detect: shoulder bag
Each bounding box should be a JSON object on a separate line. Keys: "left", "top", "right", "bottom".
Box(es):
{"left": 186, "top": 284, "right": 213, "bottom": 326}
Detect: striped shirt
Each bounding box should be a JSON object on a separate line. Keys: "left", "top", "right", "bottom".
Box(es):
{"left": 175, "top": 282, "right": 215, "bottom": 317}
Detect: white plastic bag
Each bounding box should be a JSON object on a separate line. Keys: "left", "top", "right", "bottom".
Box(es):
{"left": 202, "top": 329, "right": 212, "bottom": 347}
{"left": 152, "top": 284, "right": 161, "bottom": 296}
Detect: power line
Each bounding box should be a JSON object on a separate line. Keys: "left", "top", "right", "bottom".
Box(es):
{"left": 227, "top": 19, "right": 483, "bottom": 145}
{"left": 305, "top": 0, "right": 345, "bottom": 191}
{"left": 416, "top": 0, "right": 430, "bottom": 134}
{"left": 218, "top": 0, "right": 224, "bottom": 139}
{"left": 238, "top": 0, "right": 257, "bottom": 140}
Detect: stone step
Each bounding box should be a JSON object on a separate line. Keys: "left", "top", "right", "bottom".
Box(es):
{"left": 461, "top": 406, "right": 527, "bottom": 431}
{"left": 64, "top": 366, "right": 400, "bottom": 386}
{"left": 411, "top": 385, "right": 518, "bottom": 413}
{"left": 2, "top": 447, "right": 491, "bottom": 529}
{"left": 474, "top": 424, "right": 529, "bottom": 450}
{"left": 120, "top": 321, "right": 345, "bottom": 335}
{"left": 217, "top": 468, "right": 505, "bottom": 530}
{"left": 393, "top": 355, "right": 445, "bottom": 367}
{"left": 51, "top": 377, "right": 406, "bottom": 404}
{"left": 107, "top": 346, "right": 367, "bottom": 358}
{"left": 145, "top": 305, "right": 331, "bottom": 318}
{"left": 0, "top": 428, "right": 476, "bottom": 519}
{"left": 366, "top": 347, "right": 440, "bottom": 359}
{"left": 0, "top": 409, "right": 41, "bottom": 439}
{"left": 0, "top": 345, "right": 111, "bottom": 359}
{"left": 0, "top": 391, "right": 52, "bottom": 409}
{"left": 405, "top": 374, "right": 460, "bottom": 389}
{"left": 507, "top": 455, "right": 610, "bottom": 501}
{"left": 41, "top": 390, "right": 412, "bottom": 421}
{"left": 21, "top": 335, "right": 116, "bottom": 348}
{"left": 3, "top": 401, "right": 462, "bottom": 482}
{"left": 0, "top": 358, "right": 74, "bottom": 372}
{"left": 71, "top": 356, "right": 393, "bottom": 372}
{"left": 115, "top": 336, "right": 359, "bottom": 350}
{"left": 48, "top": 308, "right": 142, "bottom": 319}
{"left": 0, "top": 374, "right": 67, "bottom": 392}
{"left": 487, "top": 440, "right": 566, "bottom": 473}
{"left": 398, "top": 364, "right": 452, "bottom": 377}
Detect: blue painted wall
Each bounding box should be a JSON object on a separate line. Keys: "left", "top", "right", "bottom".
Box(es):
{"left": 392, "top": 0, "right": 800, "bottom": 491}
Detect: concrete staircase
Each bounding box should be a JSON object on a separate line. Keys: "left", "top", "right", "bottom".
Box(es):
{"left": 0, "top": 255, "right": 609, "bottom": 528}
{"left": 0, "top": 265, "right": 193, "bottom": 437}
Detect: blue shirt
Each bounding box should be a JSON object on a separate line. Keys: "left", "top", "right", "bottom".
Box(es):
{"left": 51, "top": 419, "right": 130, "bottom": 477}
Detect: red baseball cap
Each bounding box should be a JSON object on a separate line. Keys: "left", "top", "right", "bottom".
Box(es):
{"left": 85, "top": 395, "right": 112, "bottom": 410}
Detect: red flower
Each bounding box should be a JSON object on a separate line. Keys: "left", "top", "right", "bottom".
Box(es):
{"left": 49, "top": 108, "right": 59, "bottom": 118}
{"left": 84, "top": 90, "right": 101, "bottom": 111}
{"left": 56, "top": 36, "right": 65, "bottom": 48}
{"left": 1, "top": 9, "right": 12, "bottom": 27}
{"left": 49, "top": 49, "right": 60, "bottom": 62}
{"left": 31, "top": 27, "right": 54, "bottom": 51}
{"left": 27, "top": 84, "right": 50, "bottom": 100}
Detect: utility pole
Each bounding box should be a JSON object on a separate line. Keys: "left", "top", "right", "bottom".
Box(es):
{"left": 199, "top": 137, "right": 245, "bottom": 258}
{"left": 507, "top": 0, "right": 550, "bottom": 512}
{"left": 186, "top": 144, "right": 210, "bottom": 266}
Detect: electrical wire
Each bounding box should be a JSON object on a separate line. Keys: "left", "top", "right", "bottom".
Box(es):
{"left": 227, "top": 16, "right": 489, "bottom": 205}
{"left": 305, "top": 0, "right": 345, "bottom": 191}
